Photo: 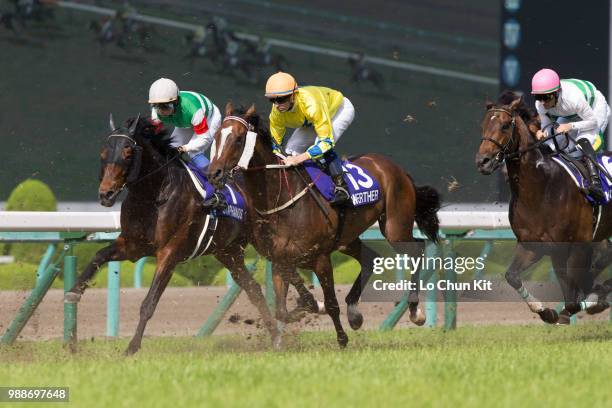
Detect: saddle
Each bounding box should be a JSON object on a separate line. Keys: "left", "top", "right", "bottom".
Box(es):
{"left": 551, "top": 152, "right": 612, "bottom": 205}
{"left": 302, "top": 159, "right": 381, "bottom": 207}
{"left": 182, "top": 162, "right": 246, "bottom": 221}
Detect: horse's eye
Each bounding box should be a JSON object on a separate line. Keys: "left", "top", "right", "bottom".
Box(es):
{"left": 502, "top": 123, "right": 510, "bottom": 131}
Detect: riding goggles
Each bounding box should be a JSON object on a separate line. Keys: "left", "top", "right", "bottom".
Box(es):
{"left": 534, "top": 92, "right": 557, "bottom": 102}
{"left": 268, "top": 94, "right": 292, "bottom": 105}
{"left": 151, "top": 102, "right": 176, "bottom": 112}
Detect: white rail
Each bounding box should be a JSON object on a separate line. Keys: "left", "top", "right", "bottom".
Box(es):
{"left": 0, "top": 211, "right": 510, "bottom": 232}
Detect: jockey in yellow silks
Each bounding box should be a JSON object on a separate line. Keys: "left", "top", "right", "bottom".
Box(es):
{"left": 265, "top": 72, "right": 355, "bottom": 206}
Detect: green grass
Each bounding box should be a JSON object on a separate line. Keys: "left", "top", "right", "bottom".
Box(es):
{"left": 0, "top": 324, "right": 610, "bottom": 407}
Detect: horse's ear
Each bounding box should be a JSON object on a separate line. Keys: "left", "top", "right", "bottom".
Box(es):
{"left": 129, "top": 113, "right": 140, "bottom": 135}
{"left": 509, "top": 96, "right": 522, "bottom": 112}
{"left": 485, "top": 100, "right": 494, "bottom": 110}
{"left": 225, "top": 101, "right": 234, "bottom": 117}
{"left": 109, "top": 113, "right": 116, "bottom": 131}
{"left": 245, "top": 104, "right": 256, "bottom": 119}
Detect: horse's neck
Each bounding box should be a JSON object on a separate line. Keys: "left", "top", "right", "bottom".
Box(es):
{"left": 243, "top": 141, "right": 293, "bottom": 214}
{"left": 127, "top": 140, "right": 168, "bottom": 199}
{"left": 505, "top": 123, "right": 558, "bottom": 206}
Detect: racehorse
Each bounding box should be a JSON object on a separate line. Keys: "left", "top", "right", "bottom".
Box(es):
{"left": 476, "top": 95, "right": 611, "bottom": 324}
{"left": 64, "top": 116, "right": 285, "bottom": 354}
{"left": 207, "top": 104, "right": 441, "bottom": 348}
{"left": 348, "top": 53, "right": 385, "bottom": 90}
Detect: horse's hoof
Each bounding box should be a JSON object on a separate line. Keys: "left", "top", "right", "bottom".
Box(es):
{"left": 347, "top": 304, "right": 363, "bottom": 330}
{"left": 64, "top": 291, "right": 81, "bottom": 304}
{"left": 586, "top": 301, "right": 610, "bottom": 315}
{"left": 564, "top": 302, "right": 581, "bottom": 315}
{"left": 409, "top": 307, "right": 426, "bottom": 326}
{"left": 537, "top": 308, "right": 559, "bottom": 324}
{"left": 124, "top": 345, "right": 139, "bottom": 356}
{"left": 296, "top": 294, "right": 320, "bottom": 314}
{"left": 337, "top": 333, "right": 349, "bottom": 349}
{"left": 272, "top": 334, "right": 283, "bottom": 351}
{"left": 556, "top": 312, "right": 571, "bottom": 325}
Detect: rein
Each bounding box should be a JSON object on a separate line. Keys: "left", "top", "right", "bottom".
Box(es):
{"left": 106, "top": 132, "right": 180, "bottom": 195}
{"left": 480, "top": 108, "right": 560, "bottom": 162}
{"left": 220, "top": 116, "right": 327, "bottom": 216}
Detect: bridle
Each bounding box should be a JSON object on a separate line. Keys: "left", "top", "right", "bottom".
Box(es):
{"left": 480, "top": 107, "right": 518, "bottom": 163}
{"left": 102, "top": 129, "right": 178, "bottom": 199}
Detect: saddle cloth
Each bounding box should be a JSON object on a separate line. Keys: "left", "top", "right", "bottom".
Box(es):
{"left": 303, "top": 160, "right": 381, "bottom": 207}
{"left": 551, "top": 154, "right": 612, "bottom": 204}
{"left": 184, "top": 162, "right": 246, "bottom": 221}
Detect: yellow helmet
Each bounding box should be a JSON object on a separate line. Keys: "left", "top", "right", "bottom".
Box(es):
{"left": 265, "top": 72, "right": 298, "bottom": 97}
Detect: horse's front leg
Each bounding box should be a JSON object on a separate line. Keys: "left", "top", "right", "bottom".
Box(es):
{"left": 125, "top": 246, "right": 178, "bottom": 356}
{"left": 215, "top": 247, "right": 281, "bottom": 347}
{"left": 506, "top": 243, "right": 558, "bottom": 323}
{"left": 313, "top": 255, "right": 348, "bottom": 348}
{"left": 64, "top": 237, "right": 138, "bottom": 303}
{"left": 271, "top": 263, "right": 291, "bottom": 323}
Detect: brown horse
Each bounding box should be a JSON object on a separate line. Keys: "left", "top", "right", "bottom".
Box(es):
{"left": 207, "top": 104, "right": 441, "bottom": 348}
{"left": 476, "top": 96, "right": 611, "bottom": 323}
{"left": 64, "top": 116, "right": 285, "bottom": 354}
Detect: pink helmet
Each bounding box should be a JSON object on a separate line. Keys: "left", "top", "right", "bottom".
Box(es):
{"left": 531, "top": 68, "right": 560, "bottom": 94}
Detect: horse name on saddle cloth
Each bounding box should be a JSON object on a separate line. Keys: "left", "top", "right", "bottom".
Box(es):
{"left": 552, "top": 154, "right": 612, "bottom": 205}
{"left": 304, "top": 160, "right": 381, "bottom": 207}
{"left": 185, "top": 163, "right": 246, "bottom": 220}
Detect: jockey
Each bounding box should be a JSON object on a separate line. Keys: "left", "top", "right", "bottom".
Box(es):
{"left": 532, "top": 68, "right": 610, "bottom": 201}
{"left": 265, "top": 72, "right": 355, "bottom": 206}
{"left": 148, "top": 77, "right": 226, "bottom": 209}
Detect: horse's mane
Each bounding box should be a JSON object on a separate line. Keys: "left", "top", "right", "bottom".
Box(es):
{"left": 123, "top": 116, "right": 177, "bottom": 158}
{"left": 121, "top": 116, "right": 190, "bottom": 201}
{"left": 495, "top": 90, "right": 539, "bottom": 128}
{"left": 232, "top": 106, "right": 274, "bottom": 149}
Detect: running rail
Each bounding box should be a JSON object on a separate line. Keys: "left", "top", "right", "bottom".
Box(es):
{"left": 0, "top": 211, "right": 510, "bottom": 232}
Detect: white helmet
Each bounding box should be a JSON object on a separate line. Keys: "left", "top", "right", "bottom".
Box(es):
{"left": 148, "top": 78, "right": 179, "bottom": 103}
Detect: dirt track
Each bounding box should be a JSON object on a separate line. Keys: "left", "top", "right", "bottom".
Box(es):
{"left": 1, "top": 285, "right": 609, "bottom": 341}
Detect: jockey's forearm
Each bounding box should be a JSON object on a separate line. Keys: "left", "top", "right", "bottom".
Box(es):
{"left": 183, "top": 131, "right": 213, "bottom": 153}
{"left": 306, "top": 137, "right": 334, "bottom": 159}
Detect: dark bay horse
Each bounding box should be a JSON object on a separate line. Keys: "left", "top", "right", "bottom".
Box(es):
{"left": 64, "top": 116, "right": 282, "bottom": 354}
{"left": 207, "top": 104, "right": 441, "bottom": 348}
{"left": 476, "top": 96, "right": 611, "bottom": 323}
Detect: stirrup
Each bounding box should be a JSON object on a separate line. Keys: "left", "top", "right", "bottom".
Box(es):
{"left": 330, "top": 186, "right": 350, "bottom": 206}
{"left": 204, "top": 193, "right": 227, "bottom": 210}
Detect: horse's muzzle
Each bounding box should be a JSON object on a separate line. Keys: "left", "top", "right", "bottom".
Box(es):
{"left": 475, "top": 154, "right": 499, "bottom": 175}
{"left": 99, "top": 189, "right": 118, "bottom": 207}
{"left": 207, "top": 167, "right": 226, "bottom": 189}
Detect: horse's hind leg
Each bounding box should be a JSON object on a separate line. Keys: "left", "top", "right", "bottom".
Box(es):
{"left": 64, "top": 237, "right": 133, "bottom": 303}
{"left": 126, "top": 246, "right": 178, "bottom": 355}
{"left": 341, "top": 238, "right": 380, "bottom": 330}
{"left": 215, "top": 248, "right": 281, "bottom": 345}
{"left": 313, "top": 254, "right": 348, "bottom": 348}
{"left": 559, "top": 243, "right": 604, "bottom": 318}
{"left": 287, "top": 269, "right": 323, "bottom": 317}
{"left": 380, "top": 211, "right": 427, "bottom": 326}
{"left": 507, "top": 243, "right": 558, "bottom": 323}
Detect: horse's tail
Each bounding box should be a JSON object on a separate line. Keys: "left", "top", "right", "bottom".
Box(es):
{"left": 414, "top": 185, "right": 441, "bottom": 243}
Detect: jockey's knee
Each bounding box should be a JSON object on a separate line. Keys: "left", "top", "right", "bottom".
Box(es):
{"left": 190, "top": 153, "right": 210, "bottom": 172}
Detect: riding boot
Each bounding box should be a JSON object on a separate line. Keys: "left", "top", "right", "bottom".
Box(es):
{"left": 578, "top": 139, "right": 604, "bottom": 201}
{"left": 191, "top": 153, "right": 228, "bottom": 211}
{"left": 327, "top": 154, "right": 350, "bottom": 207}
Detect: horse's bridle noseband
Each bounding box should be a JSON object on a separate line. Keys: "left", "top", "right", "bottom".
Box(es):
{"left": 480, "top": 108, "right": 517, "bottom": 163}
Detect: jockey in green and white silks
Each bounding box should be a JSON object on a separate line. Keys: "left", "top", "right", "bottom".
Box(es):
{"left": 148, "top": 77, "right": 225, "bottom": 208}
{"left": 532, "top": 68, "right": 611, "bottom": 201}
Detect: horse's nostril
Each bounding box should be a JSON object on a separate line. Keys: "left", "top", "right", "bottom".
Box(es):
{"left": 104, "top": 190, "right": 114, "bottom": 199}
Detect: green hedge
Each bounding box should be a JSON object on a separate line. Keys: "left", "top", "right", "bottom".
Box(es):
{"left": 2, "top": 179, "right": 57, "bottom": 264}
